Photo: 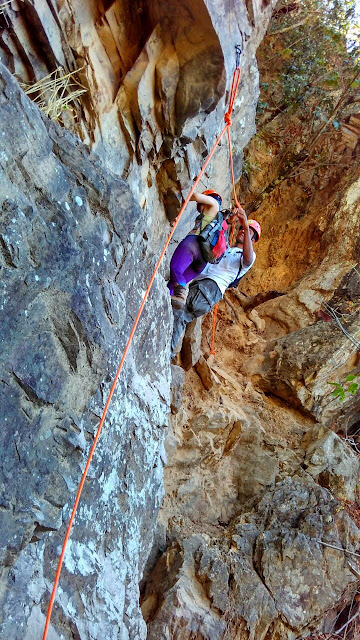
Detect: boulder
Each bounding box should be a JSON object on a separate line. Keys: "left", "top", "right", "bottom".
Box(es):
{"left": 302, "top": 425, "right": 360, "bottom": 502}
{"left": 255, "top": 318, "right": 360, "bottom": 432}
{"left": 194, "top": 356, "right": 221, "bottom": 390}
{"left": 170, "top": 364, "right": 185, "bottom": 414}
{"left": 181, "top": 317, "right": 203, "bottom": 370}
{"left": 144, "top": 479, "right": 360, "bottom": 639}
{"left": 144, "top": 535, "right": 226, "bottom": 640}
{"left": 253, "top": 479, "right": 360, "bottom": 633}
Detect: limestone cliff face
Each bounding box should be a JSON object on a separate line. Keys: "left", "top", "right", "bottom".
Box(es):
{"left": 0, "top": 1, "right": 279, "bottom": 639}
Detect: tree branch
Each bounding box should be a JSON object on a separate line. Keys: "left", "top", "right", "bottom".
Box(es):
{"left": 307, "top": 68, "right": 360, "bottom": 153}
{"left": 223, "top": 294, "right": 242, "bottom": 322}
{"left": 268, "top": 17, "right": 312, "bottom": 36}
{"left": 316, "top": 539, "right": 360, "bottom": 559}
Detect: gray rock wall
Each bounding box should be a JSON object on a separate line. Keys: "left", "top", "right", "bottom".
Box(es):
{"left": 145, "top": 479, "right": 360, "bottom": 640}
{"left": 147, "top": 394, "right": 360, "bottom": 639}
{"left": 0, "top": 62, "right": 171, "bottom": 639}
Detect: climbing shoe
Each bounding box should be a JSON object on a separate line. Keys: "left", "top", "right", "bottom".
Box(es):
{"left": 171, "top": 284, "right": 188, "bottom": 309}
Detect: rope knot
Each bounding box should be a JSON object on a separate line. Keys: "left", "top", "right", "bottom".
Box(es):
{"left": 224, "top": 112, "right": 232, "bottom": 126}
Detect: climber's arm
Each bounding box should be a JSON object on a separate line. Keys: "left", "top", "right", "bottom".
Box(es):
{"left": 190, "top": 192, "right": 220, "bottom": 213}
{"left": 237, "top": 208, "right": 254, "bottom": 267}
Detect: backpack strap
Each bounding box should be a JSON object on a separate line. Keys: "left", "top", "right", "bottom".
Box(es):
{"left": 227, "top": 251, "right": 243, "bottom": 288}
{"left": 195, "top": 209, "right": 226, "bottom": 235}
{"left": 198, "top": 210, "right": 223, "bottom": 241}
{"left": 234, "top": 250, "right": 243, "bottom": 280}
{"left": 194, "top": 212, "right": 205, "bottom": 233}
{"left": 216, "top": 210, "right": 224, "bottom": 228}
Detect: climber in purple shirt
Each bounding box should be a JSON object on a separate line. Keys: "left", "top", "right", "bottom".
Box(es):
{"left": 168, "top": 189, "right": 223, "bottom": 308}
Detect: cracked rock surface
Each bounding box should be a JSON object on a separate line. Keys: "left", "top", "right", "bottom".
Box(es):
{"left": 144, "top": 477, "right": 360, "bottom": 639}
{"left": 0, "top": 62, "right": 171, "bottom": 639}
{"left": 0, "top": 0, "right": 275, "bottom": 251}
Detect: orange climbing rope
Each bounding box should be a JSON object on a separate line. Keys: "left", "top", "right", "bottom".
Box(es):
{"left": 210, "top": 50, "right": 243, "bottom": 358}
{"left": 209, "top": 303, "right": 218, "bottom": 355}
{"left": 42, "top": 45, "right": 243, "bottom": 640}
{"left": 227, "top": 127, "right": 241, "bottom": 210}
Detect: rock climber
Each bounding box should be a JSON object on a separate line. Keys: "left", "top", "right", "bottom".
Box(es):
{"left": 171, "top": 208, "right": 261, "bottom": 356}
{"left": 168, "top": 189, "right": 224, "bottom": 308}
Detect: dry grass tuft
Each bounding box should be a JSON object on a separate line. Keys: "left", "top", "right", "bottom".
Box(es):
{"left": 0, "top": 0, "right": 15, "bottom": 14}
{"left": 19, "top": 67, "right": 87, "bottom": 122}
{"left": 0, "top": 0, "right": 24, "bottom": 17}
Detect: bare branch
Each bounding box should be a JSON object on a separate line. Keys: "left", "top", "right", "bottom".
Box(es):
{"left": 316, "top": 539, "right": 360, "bottom": 559}
{"left": 336, "top": 610, "right": 360, "bottom": 635}
{"left": 307, "top": 68, "right": 360, "bottom": 153}
{"left": 223, "top": 294, "right": 242, "bottom": 322}
{"left": 268, "top": 17, "right": 313, "bottom": 36}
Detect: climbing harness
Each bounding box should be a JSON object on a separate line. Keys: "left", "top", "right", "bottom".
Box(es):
{"left": 42, "top": 44, "right": 243, "bottom": 639}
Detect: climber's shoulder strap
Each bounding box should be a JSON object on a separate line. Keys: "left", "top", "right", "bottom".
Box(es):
{"left": 227, "top": 250, "right": 243, "bottom": 289}
{"left": 194, "top": 212, "right": 205, "bottom": 233}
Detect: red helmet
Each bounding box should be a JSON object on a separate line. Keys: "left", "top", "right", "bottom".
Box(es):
{"left": 202, "top": 189, "right": 222, "bottom": 205}
{"left": 248, "top": 219, "right": 261, "bottom": 242}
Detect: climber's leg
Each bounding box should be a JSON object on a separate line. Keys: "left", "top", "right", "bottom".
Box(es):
{"left": 168, "top": 235, "right": 202, "bottom": 294}
{"left": 171, "top": 278, "right": 222, "bottom": 357}
{"left": 182, "top": 258, "right": 207, "bottom": 285}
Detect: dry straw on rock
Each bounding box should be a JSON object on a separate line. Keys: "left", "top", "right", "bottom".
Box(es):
{"left": 0, "top": 0, "right": 16, "bottom": 14}
{"left": 0, "top": 0, "right": 24, "bottom": 20}
{"left": 19, "top": 67, "right": 87, "bottom": 122}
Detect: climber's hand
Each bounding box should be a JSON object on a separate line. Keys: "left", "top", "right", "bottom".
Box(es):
{"left": 234, "top": 207, "right": 248, "bottom": 228}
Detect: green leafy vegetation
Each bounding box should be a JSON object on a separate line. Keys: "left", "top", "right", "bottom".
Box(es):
{"left": 329, "top": 373, "right": 360, "bottom": 401}
{"left": 241, "top": 1, "right": 360, "bottom": 210}
{"left": 262, "top": 0, "right": 360, "bottom": 144}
